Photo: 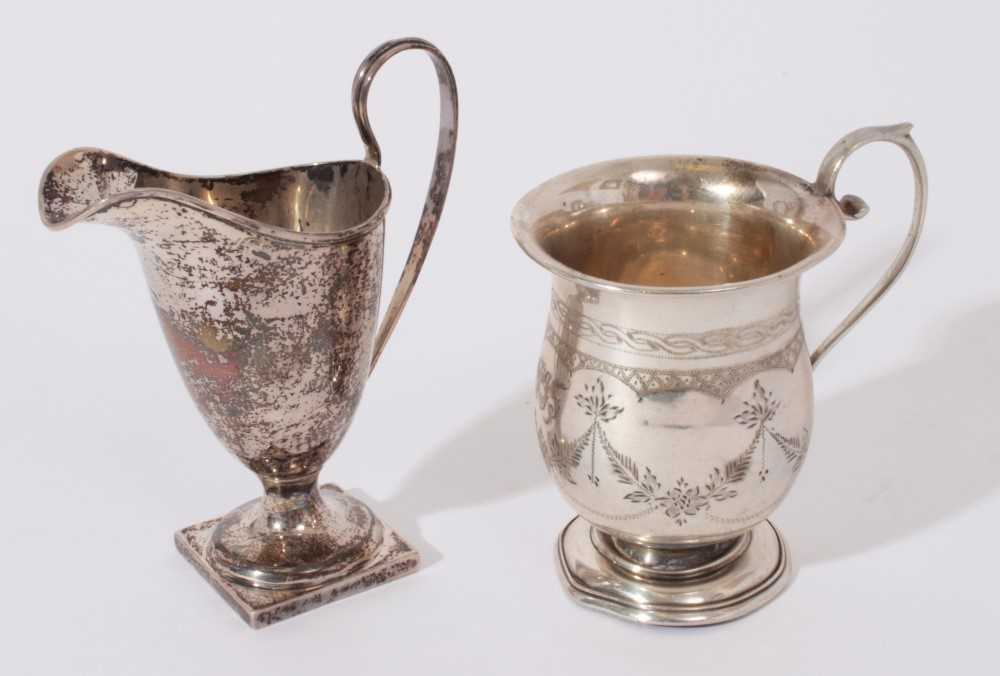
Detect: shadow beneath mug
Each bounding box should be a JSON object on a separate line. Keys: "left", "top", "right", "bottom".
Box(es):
{"left": 779, "top": 302, "right": 1000, "bottom": 565}
{"left": 363, "top": 391, "right": 548, "bottom": 567}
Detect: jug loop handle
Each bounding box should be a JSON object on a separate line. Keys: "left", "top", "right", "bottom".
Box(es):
{"left": 809, "top": 123, "right": 927, "bottom": 368}
{"left": 351, "top": 37, "right": 458, "bottom": 372}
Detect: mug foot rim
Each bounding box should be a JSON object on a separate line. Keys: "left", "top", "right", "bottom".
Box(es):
{"left": 556, "top": 516, "right": 791, "bottom": 627}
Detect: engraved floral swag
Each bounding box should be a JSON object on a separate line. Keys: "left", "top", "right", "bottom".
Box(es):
{"left": 536, "top": 359, "right": 568, "bottom": 425}
{"left": 734, "top": 380, "right": 809, "bottom": 479}
{"left": 574, "top": 378, "right": 624, "bottom": 486}
{"left": 604, "top": 427, "right": 754, "bottom": 526}
{"left": 542, "top": 376, "right": 809, "bottom": 526}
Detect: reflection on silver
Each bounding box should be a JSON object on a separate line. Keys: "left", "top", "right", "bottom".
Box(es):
{"left": 513, "top": 124, "right": 927, "bottom": 626}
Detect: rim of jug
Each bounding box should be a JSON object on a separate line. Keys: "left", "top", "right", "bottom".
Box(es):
{"left": 39, "top": 147, "right": 393, "bottom": 245}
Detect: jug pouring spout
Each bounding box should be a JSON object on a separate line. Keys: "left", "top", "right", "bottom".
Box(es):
{"left": 39, "top": 148, "right": 150, "bottom": 231}
{"left": 38, "top": 147, "right": 393, "bottom": 242}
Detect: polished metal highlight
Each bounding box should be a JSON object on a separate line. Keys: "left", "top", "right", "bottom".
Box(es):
{"left": 38, "top": 37, "right": 458, "bottom": 627}
{"left": 513, "top": 124, "right": 926, "bottom": 626}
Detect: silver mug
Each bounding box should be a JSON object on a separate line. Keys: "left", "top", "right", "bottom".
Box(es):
{"left": 513, "top": 124, "right": 926, "bottom": 625}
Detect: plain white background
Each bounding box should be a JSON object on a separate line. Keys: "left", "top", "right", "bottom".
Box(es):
{"left": 2, "top": 1, "right": 998, "bottom": 674}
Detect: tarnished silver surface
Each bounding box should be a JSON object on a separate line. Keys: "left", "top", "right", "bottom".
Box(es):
{"left": 176, "top": 485, "right": 418, "bottom": 629}
{"left": 352, "top": 38, "right": 458, "bottom": 368}
{"left": 38, "top": 37, "right": 457, "bottom": 623}
{"left": 514, "top": 124, "right": 926, "bottom": 625}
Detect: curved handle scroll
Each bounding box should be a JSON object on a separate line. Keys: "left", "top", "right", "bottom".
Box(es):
{"left": 351, "top": 38, "right": 458, "bottom": 371}
{"left": 809, "top": 123, "right": 927, "bottom": 368}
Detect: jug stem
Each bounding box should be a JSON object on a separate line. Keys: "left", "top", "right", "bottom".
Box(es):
{"left": 260, "top": 471, "right": 320, "bottom": 497}
{"left": 809, "top": 123, "right": 927, "bottom": 367}
{"left": 259, "top": 474, "right": 323, "bottom": 533}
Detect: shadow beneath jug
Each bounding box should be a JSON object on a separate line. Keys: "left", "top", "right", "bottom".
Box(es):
{"left": 359, "top": 391, "right": 549, "bottom": 567}
{"left": 780, "top": 302, "right": 1000, "bottom": 565}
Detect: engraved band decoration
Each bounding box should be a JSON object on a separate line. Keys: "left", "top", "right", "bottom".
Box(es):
{"left": 551, "top": 294, "right": 800, "bottom": 359}
{"left": 544, "top": 321, "right": 805, "bottom": 401}
{"left": 514, "top": 123, "right": 926, "bottom": 626}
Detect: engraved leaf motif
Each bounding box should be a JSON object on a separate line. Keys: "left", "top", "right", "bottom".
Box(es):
{"left": 734, "top": 379, "right": 778, "bottom": 429}
{"left": 603, "top": 427, "right": 640, "bottom": 486}
{"left": 723, "top": 444, "right": 755, "bottom": 484}
{"left": 700, "top": 444, "right": 756, "bottom": 501}
{"left": 769, "top": 427, "right": 809, "bottom": 471}
{"left": 639, "top": 466, "right": 662, "bottom": 496}
{"left": 569, "top": 427, "right": 591, "bottom": 469}
{"left": 574, "top": 378, "right": 624, "bottom": 423}
{"left": 600, "top": 427, "right": 661, "bottom": 504}
{"left": 539, "top": 427, "right": 586, "bottom": 485}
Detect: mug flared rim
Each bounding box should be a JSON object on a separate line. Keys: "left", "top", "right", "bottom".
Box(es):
{"left": 511, "top": 154, "right": 845, "bottom": 295}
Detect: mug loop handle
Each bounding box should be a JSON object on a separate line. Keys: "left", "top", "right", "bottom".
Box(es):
{"left": 809, "top": 123, "right": 927, "bottom": 368}
{"left": 351, "top": 37, "right": 458, "bottom": 371}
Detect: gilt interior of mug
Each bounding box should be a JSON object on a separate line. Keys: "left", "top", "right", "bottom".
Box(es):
{"left": 512, "top": 156, "right": 846, "bottom": 292}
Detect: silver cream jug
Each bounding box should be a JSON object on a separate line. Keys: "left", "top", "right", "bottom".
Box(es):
{"left": 38, "top": 38, "right": 458, "bottom": 626}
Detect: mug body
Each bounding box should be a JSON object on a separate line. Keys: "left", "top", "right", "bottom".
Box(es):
{"left": 515, "top": 155, "right": 845, "bottom": 548}
{"left": 537, "top": 275, "right": 812, "bottom": 545}
{"left": 513, "top": 129, "right": 923, "bottom": 625}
